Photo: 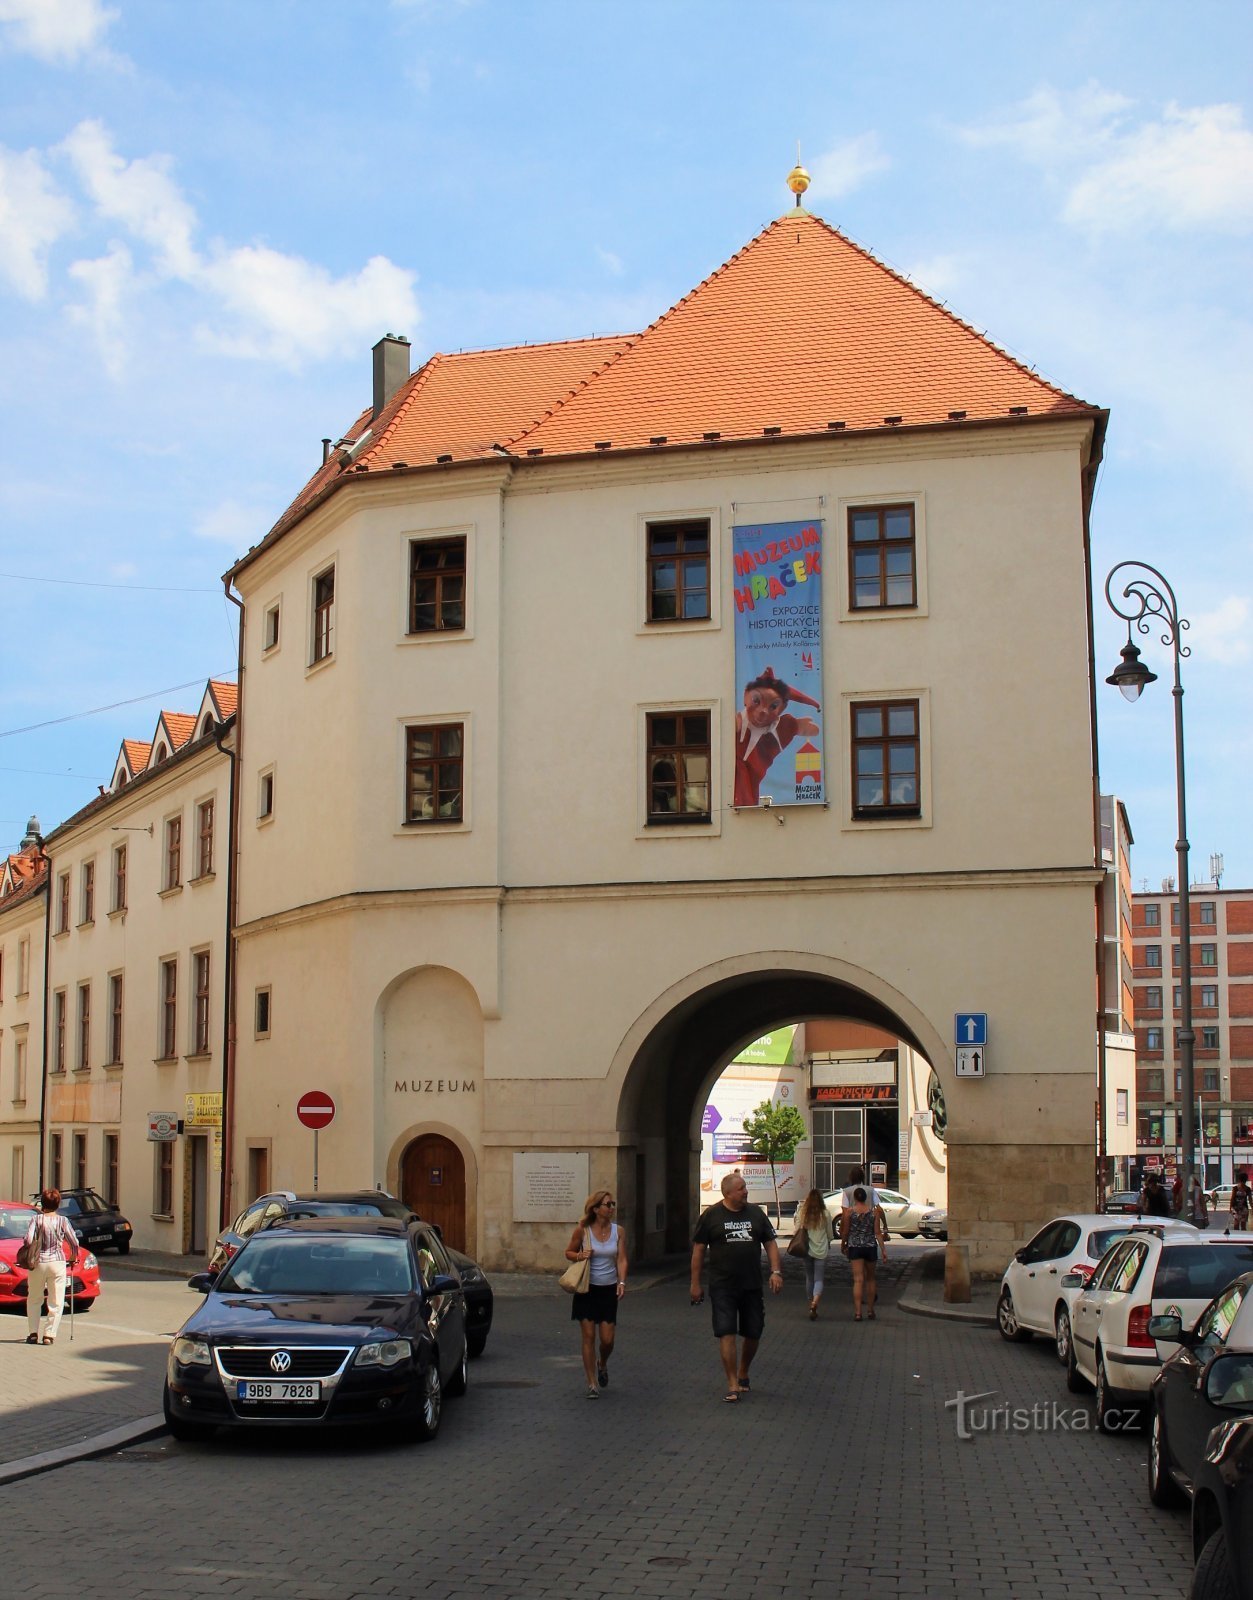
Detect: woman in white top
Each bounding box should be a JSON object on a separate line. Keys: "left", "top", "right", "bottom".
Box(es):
{"left": 564, "top": 1190, "right": 628, "bottom": 1399}
{"left": 794, "top": 1188, "right": 834, "bottom": 1320}
{"left": 24, "top": 1188, "right": 79, "bottom": 1345}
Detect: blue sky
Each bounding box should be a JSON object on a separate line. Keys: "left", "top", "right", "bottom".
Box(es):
{"left": 1, "top": 0, "right": 1249, "bottom": 888}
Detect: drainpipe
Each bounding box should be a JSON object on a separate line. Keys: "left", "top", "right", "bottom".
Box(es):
{"left": 35, "top": 837, "right": 51, "bottom": 1190}
{"left": 218, "top": 578, "right": 245, "bottom": 1236}
{"left": 1081, "top": 419, "right": 1109, "bottom": 1210}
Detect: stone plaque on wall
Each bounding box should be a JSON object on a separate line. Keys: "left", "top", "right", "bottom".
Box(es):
{"left": 512, "top": 1152, "right": 589, "bottom": 1223}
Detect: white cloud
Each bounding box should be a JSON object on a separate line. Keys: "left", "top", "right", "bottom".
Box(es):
{"left": 960, "top": 85, "right": 1253, "bottom": 235}
{"left": 0, "top": 145, "right": 74, "bottom": 298}
{"left": 595, "top": 246, "right": 624, "bottom": 276}
{"left": 0, "top": 0, "right": 117, "bottom": 64}
{"left": 806, "top": 132, "right": 890, "bottom": 201}
{"left": 66, "top": 241, "right": 133, "bottom": 377}
{"left": 194, "top": 499, "right": 268, "bottom": 546}
{"left": 197, "top": 247, "right": 418, "bottom": 365}
{"left": 1189, "top": 596, "right": 1252, "bottom": 666}
{"left": 60, "top": 120, "right": 199, "bottom": 276}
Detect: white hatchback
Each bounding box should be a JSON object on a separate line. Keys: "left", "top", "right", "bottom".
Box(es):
{"left": 1064, "top": 1231, "right": 1253, "bottom": 1431}
{"left": 997, "top": 1215, "right": 1192, "bottom": 1358}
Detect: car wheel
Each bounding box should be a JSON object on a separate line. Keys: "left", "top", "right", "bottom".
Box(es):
{"left": 162, "top": 1382, "right": 214, "bottom": 1444}
{"left": 408, "top": 1360, "right": 442, "bottom": 1442}
{"left": 467, "top": 1330, "right": 487, "bottom": 1359}
{"left": 447, "top": 1337, "right": 468, "bottom": 1398}
{"left": 1191, "top": 1528, "right": 1237, "bottom": 1600}
{"left": 116, "top": 1239, "right": 130, "bottom": 1256}
{"left": 1054, "top": 1306, "right": 1072, "bottom": 1366}
{"left": 1066, "top": 1332, "right": 1092, "bottom": 1394}
{"left": 1148, "top": 1403, "right": 1185, "bottom": 1508}
{"left": 997, "top": 1288, "right": 1032, "bottom": 1343}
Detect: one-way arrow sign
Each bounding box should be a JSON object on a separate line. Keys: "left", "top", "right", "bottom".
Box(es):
{"left": 955, "top": 1046, "right": 985, "bottom": 1077}
{"left": 954, "top": 1012, "right": 987, "bottom": 1045}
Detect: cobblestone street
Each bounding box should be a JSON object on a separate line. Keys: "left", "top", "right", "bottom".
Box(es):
{"left": 0, "top": 1260, "right": 1192, "bottom": 1600}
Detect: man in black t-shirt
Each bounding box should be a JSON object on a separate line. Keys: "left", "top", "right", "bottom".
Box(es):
{"left": 690, "top": 1171, "right": 783, "bottom": 1401}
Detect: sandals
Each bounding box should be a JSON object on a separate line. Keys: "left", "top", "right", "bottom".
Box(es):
{"left": 737, "top": 1377, "right": 750, "bottom": 1392}
{"left": 808, "top": 1304, "right": 818, "bottom": 1321}
{"left": 722, "top": 1391, "right": 740, "bottom": 1403}
{"left": 867, "top": 1309, "right": 876, "bottom": 1320}
{"left": 25, "top": 1333, "right": 39, "bottom": 1345}
{"left": 41, "top": 1336, "right": 54, "bottom": 1345}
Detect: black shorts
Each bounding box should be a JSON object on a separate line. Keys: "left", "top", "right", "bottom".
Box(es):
{"left": 709, "top": 1285, "right": 765, "bottom": 1340}
{"left": 571, "top": 1282, "right": 619, "bottom": 1324}
{"left": 847, "top": 1245, "right": 878, "bottom": 1263}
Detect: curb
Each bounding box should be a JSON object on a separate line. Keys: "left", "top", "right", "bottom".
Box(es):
{"left": 107, "top": 1256, "right": 203, "bottom": 1281}
{"left": 0, "top": 1414, "right": 167, "bottom": 1486}
{"left": 895, "top": 1255, "right": 998, "bottom": 1328}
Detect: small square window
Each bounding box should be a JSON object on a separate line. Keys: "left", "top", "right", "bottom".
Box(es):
{"left": 409, "top": 537, "right": 467, "bottom": 634}
{"left": 851, "top": 700, "right": 920, "bottom": 818}
{"left": 1145, "top": 986, "right": 1162, "bottom": 1008}
{"left": 263, "top": 603, "right": 280, "bottom": 652}
{"left": 848, "top": 505, "right": 917, "bottom": 610}
{"left": 1201, "top": 986, "right": 1218, "bottom": 1008}
{"left": 405, "top": 724, "right": 464, "bottom": 824}
{"left": 1145, "top": 1028, "right": 1163, "bottom": 1050}
{"left": 1203, "top": 1068, "right": 1220, "bottom": 1092}
{"left": 1200, "top": 944, "right": 1218, "bottom": 967}
{"left": 1144, "top": 946, "right": 1162, "bottom": 969}
{"left": 1203, "top": 1028, "right": 1220, "bottom": 1050}
{"left": 646, "top": 711, "right": 711, "bottom": 823}
{"left": 1199, "top": 901, "right": 1216, "bottom": 925}
{"left": 646, "top": 520, "right": 710, "bottom": 623}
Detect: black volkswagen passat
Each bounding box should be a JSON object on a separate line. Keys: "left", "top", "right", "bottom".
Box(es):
{"left": 164, "top": 1217, "right": 467, "bottom": 1444}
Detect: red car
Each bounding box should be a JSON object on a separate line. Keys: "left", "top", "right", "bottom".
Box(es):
{"left": 0, "top": 1201, "right": 101, "bottom": 1313}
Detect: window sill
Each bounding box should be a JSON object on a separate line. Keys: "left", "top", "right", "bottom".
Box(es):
{"left": 400, "top": 627, "right": 472, "bottom": 646}
{"left": 104, "top": 1062, "right": 124, "bottom": 1073}
{"left": 305, "top": 653, "right": 335, "bottom": 678}
{"left": 256, "top": 813, "right": 275, "bottom": 828}
{"left": 158, "top": 884, "right": 183, "bottom": 899}
{"left": 76, "top": 919, "right": 95, "bottom": 930}
{"left": 11, "top": 1099, "right": 25, "bottom": 1110}
{"left": 401, "top": 818, "right": 466, "bottom": 830}
{"left": 189, "top": 872, "right": 216, "bottom": 886}
{"left": 151, "top": 1213, "right": 174, "bottom": 1223}
{"left": 53, "top": 928, "right": 70, "bottom": 940}
{"left": 107, "top": 907, "right": 126, "bottom": 922}
{"left": 153, "top": 1056, "right": 178, "bottom": 1067}
{"left": 186, "top": 1052, "right": 213, "bottom": 1062}
{"left": 72, "top": 1066, "right": 91, "bottom": 1076}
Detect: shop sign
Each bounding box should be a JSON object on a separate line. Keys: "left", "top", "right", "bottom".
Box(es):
{"left": 147, "top": 1111, "right": 178, "bottom": 1142}
{"left": 184, "top": 1092, "right": 223, "bottom": 1129}
{"left": 813, "top": 1084, "right": 896, "bottom": 1103}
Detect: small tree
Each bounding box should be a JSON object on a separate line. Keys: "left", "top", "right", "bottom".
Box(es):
{"left": 741, "top": 1099, "right": 808, "bottom": 1225}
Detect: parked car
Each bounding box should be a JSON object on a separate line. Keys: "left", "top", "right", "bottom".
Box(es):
{"left": 1190, "top": 1415, "right": 1253, "bottom": 1600}
{"left": 1147, "top": 1270, "right": 1253, "bottom": 1508}
{"left": 1104, "top": 1190, "right": 1145, "bottom": 1215}
{"left": 919, "top": 1208, "right": 948, "bottom": 1240}
{"left": 40, "top": 1188, "right": 132, "bottom": 1254}
{"left": 1063, "top": 1232, "right": 1253, "bottom": 1430}
{"left": 822, "top": 1187, "right": 931, "bottom": 1237}
{"left": 0, "top": 1202, "right": 101, "bottom": 1312}
{"left": 212, "top": 1190, "right": 493, "bottom": 1358}
{"left": 997, "top": 1215, "right": 1191, "bottom": 1355}
{"left": 164, "top": 1216, "right": 468, "bottom": 1443}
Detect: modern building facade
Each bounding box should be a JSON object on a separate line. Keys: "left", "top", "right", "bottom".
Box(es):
{"left": 1132, "top": 882, "right": 1253, "bottom": 1186}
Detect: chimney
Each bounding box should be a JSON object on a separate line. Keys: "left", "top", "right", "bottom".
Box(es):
{"left": 372, "top": 334, "right": 411, "bottom": 419}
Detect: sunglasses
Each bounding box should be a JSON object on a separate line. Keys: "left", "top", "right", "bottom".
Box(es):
{"left": 597, "top": 1199, "right": 617, "bottom": 1208}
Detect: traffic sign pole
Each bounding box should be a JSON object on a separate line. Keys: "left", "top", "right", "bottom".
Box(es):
{"left": 296, "top": 1091, "right": 336, "bottom": 1192}
{"left": 314, "top": 1129, "right": 319, "bottom": 1193}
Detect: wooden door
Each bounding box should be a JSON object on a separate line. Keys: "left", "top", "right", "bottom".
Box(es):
{"left": 402, "top": 1134, "right": 466, "bottom": 1251}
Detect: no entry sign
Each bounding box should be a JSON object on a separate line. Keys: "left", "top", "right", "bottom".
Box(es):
{"left": 296, "top": 1090, "right": 336, "bottom": 1130}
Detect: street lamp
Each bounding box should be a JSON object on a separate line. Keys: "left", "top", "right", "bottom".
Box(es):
{"left": 1104, "top": 561, "right": 1195, "bottom": 1210}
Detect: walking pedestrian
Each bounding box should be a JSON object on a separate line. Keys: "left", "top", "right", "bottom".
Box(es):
{"left": 1188, "top": 1173, "right": 1210, "bottom": 1230}
{"left": 792, "top": 1188, "right": 834, "bottom": 1320}
{"left": 23, "top": 1189, "right": 79, "bottom": 1346}
{"left": 690, "top": 1171, "right": 783, "bottom": 1402}
{"left": 840, "top": 1165, "right": 887, "bottom": 1237}
{"left": 563, "top": 1190, "right": 627, "bottom": 1398}
{"left": 1231, "top": 1172, "right": 1250, "bottom": 1232}
{"left": 1140, "top": 1171, "right": 1171, "bottom": 1219}
{"left": 841, "top": 1186, "right": 888, "bottom": 1321}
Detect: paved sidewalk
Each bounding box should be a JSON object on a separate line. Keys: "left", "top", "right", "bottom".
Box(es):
{"left": 898, "top": 1247, "right": 999, "bottom": 1326}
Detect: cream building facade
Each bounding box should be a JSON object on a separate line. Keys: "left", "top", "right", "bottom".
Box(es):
{"left": 0, "top": 824, "right": 47, "bottom": 1202}
{"left": 225, "top": 206, "right": 1109, "bottom": 1276}
{"left": 41, "top": 684, "right": 232, "bottom": 1252}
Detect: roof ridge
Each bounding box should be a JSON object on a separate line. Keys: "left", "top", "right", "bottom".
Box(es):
{"left": 359, "top": 352, "right": 446, "bottom": 466}
{"left": 801, "top": 210, "right": 1090, "bottom": 408}
{"left": 505, "top": 221, "right": 778, "bottom": 449}
{"left": 445, "top": 333, "right": 632, "bottom": 360}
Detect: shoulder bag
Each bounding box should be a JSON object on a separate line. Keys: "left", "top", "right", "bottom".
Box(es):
{"left": 17, "top": 1218, "right": 44, "bottom": 1271}
{"left": 786, "top": 1223, "right": 809, "bottom": 1258}
{"left": 559, "top": 1230, "right": 592, "bottom": 1294}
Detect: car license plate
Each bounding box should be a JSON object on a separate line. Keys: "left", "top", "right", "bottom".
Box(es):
{"left": 237, "top": 1380, "right": 320, "bottom": 1402}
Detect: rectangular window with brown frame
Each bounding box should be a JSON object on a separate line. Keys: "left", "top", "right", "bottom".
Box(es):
{"left": 312, "top": 566, "right": 335, "bottom": 663}
{"left": 72, "top": 1131, "right": 87, "bottom": 1190}
{"left": 104, "top": 1132, "right": 119, "bottom": 1207}
{"left": 49, "top": 1132, "right": 62, "bottom": 1191}
{"left": 155, "top": 1140, "right": 173, "bottom": 1216}
{"left": 113, "top": 842, "right": 127, "bottom": 912}
{"left": 646, "top": 520, "right": 710, "bottom": 623}
{"left": 0, "top": 949, "right": 4, "bottom": 1003}
{"left": 646, "top": 711, "right": 711, "bottom": 823}
{"left": 848, "top": 505, "right": 917, "bottom": 610}
{"left": 81, "top": 860, "right": 94, "bottom": 924}
{"left": 160, "top": 959, "right": 177, "bottom": 1060}
{"left": 405, "top": 724, "right": 464, "bottom": 824}
{"left": 851, "top": 700, "right": 921, "bottom": 818}
{"left": 108, "top": 973, "right": 123, "bottom": 1065}
{"left": 409, "top": 537, "right": 466, "bottom": 634}
{"left": 16, "top": 936, "right": 27, "bottom": 995}
{"left": 57, "top": 871, "right": 69, "bottom": 933}
{"left": 53, "top": 989, "right": 66, "bottom": 1072}
{"left": 164, "top": 815, "right": 182, "bottom": 890}
{"left": 193, "top": 950, "right": 211, "bottom": 1054}
{"left": 255, "top": 987, "right": 271, "bottom": 1039}
{"left": 263, "top": 602, "right": 280, "bottom": 651}
{"left": 197, "top": 798, "right": 214, "bottom": 878}
{"left": 76, "top": 982, "right": 91, "bottom": 1071}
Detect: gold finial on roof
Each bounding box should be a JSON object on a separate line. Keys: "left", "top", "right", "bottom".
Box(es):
{"left": 787, "top": 141, "right": 810, "bottom": 207}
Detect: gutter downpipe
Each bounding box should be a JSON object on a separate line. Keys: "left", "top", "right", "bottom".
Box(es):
{"left": 218, "top": 578, "right": 245, "bottom": 1235}
{"left": 35, "top": 840, "right": 51, "bottom": 1190}
{"left": 1082, "top": 414, "right": 1110, "bottom": 1211}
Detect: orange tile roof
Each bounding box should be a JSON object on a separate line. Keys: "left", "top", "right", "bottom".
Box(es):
{"left": 121, "top": 739, "right": 151, "bottom": 773}
{"left": 263, "top": 336, "right": 631, "bottom": 545}
{"left": 161, "top": 712, "right": 197, "bottom": 751}
{"left": 508, "top": 212, "right": 1097, "bottom": 455}
{"left": 208, "top": 680, "right": 238, "bottom": 718}
{"left": 0, "top": 850, "right": 47, "bottom": 905}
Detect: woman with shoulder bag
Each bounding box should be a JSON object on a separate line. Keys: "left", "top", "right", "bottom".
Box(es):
{"left": 23, "top": 1189, "right": 80, "bottom": 1346}
{"left": 564, "top": 1190, "right": 627, "bottom": 1399}
{"left": 792, "top": 1188, "right": 834, "bottom": 1320}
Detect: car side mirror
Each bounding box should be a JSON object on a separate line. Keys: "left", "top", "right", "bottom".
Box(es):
{"left": 186, "top": 1271, "right": 218, "bottom": 1294}
{"left": 1014, "top": 1250, "right": 1026, "bottom": 1264}
{"left": 1204, "top": 1354, "right": 1253, "bottom": 1409}
{"left": 1060, "top": 1272, "right": 1085, "bottom": 1289}
{"left": 425, "top": 1273, "right": 460, "bottom": 1296}
{"left": 1147, "top": 1313, "right": 1184, "bottom": 1342}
